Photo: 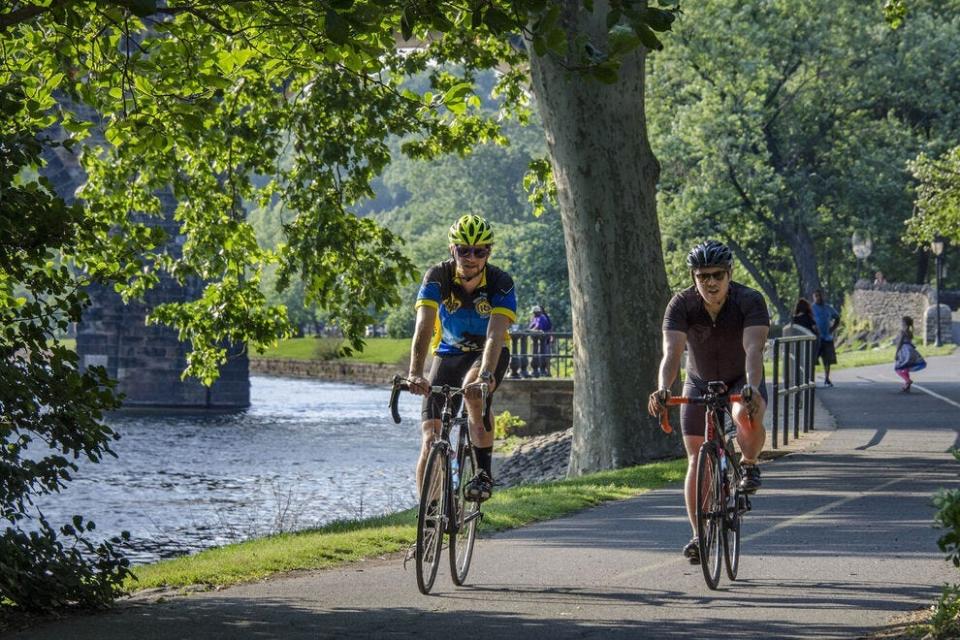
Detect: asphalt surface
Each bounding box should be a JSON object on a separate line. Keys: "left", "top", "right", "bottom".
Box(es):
{"left": 12, "top": 352, "right": 960, "bottom": 640}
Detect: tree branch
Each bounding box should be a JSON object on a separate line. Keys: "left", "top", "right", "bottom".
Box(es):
{"left": 0, "top": 0, "right": 76, "bottom": 29}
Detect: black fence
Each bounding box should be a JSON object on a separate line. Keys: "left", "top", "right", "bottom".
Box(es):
{"left": 508, "top": 331, "right": 573, "bottom": 379}
{"left": 770, "top": 334, "right": 817, "bottom": 449}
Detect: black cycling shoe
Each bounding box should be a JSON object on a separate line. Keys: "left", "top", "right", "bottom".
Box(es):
{"left": 683, "top": 538, "right": 701, "bottom": 565}
{"left": 464, "top": 471, "right": 493, "bottom": 503}
{"left": 739, "top": 464, "right": 762, "bottom": 494}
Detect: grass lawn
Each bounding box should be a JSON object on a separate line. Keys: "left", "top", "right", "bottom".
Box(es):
{"left": 251, "top": 337, "right": 409, "bottom": 365}
{"left": 762, "top": 342, "right": 956, "bottom": 373}
{"left": 830, "top": 343, "right": 956, "bottom": 370}
{"left": 128, "top": 457, "right": 685, "bottom": 591}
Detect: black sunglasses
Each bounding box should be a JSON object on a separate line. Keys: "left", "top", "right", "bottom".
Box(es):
{"left": 693, "top": 269, "right": 729, "bottom": 283}
{"left": 454, "top": 245, "right": 490, "bottom": 259}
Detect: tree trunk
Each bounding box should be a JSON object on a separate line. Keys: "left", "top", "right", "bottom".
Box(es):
{"left": 527, "top": 1, "right": 680, "bottom": 474}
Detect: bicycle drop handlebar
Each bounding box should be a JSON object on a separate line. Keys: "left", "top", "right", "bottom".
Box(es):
{"left": 388, "top": 375, "right": 490, "bottom": 428}
{"left": 657, "top": 392, "right": 745, "bottom": 435}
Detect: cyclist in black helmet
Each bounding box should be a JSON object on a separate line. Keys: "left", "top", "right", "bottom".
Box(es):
{"left": 647, "top": 239, "right": 770, "bottom": 565}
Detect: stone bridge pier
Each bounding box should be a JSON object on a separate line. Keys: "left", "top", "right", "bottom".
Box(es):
{"left": 42, "top": 119, "right": 249, "bottom": 410}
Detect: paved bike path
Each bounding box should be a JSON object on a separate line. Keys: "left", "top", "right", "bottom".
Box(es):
{"left": 12, "top": 353, "right": 960, "bottom": 639}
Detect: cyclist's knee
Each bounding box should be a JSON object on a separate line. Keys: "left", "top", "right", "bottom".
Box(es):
{"left": 421, "top": 419, "right": 440, "bottom": 440}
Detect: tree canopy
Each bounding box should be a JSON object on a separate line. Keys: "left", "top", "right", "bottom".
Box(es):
{"left": 648, "top": 0, "right": 960, "bottom": 314}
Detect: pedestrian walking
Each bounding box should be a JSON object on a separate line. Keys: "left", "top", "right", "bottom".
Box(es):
{"left": 894, "top": 316, "right": 926, "bottom": 392}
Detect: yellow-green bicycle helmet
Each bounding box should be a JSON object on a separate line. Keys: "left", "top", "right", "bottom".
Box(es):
{"left": 448, "top": 214, "right": 494, "bottom": 246}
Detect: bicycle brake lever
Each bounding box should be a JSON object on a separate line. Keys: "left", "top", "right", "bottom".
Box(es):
{"left": 658, "top": 410, "right": 673, "bottom": 435}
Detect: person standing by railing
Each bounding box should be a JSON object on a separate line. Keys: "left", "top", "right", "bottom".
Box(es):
{"left": 528, "top": 304, "right": 552, "bottom": 377}
{"left": 812, "top": 289, "right": 841, "bottom": 388}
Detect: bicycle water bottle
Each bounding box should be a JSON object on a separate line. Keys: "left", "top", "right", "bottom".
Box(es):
{"left": 449, "top": 449, "right": 460, "bottom": 490}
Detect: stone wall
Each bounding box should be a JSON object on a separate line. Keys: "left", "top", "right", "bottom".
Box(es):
{"left": 851, "top": 283, "right": 931, "bottom": 340}
{"left": 852, "top": 282, "right": 957, "bottom": 345}
{"left": 495, "top": 378, "right": 573, "bottom": 437}
{"left": 250, "top": 358, "right": 403, "bottom": 385}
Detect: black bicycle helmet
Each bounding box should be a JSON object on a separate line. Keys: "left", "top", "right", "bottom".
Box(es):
{"left": 686, "top": 240, "right": 734, "bottom": 269}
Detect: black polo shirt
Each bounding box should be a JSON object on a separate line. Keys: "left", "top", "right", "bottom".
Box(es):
{"left": 663, "top": 281, "right": 770, "bottom": 386}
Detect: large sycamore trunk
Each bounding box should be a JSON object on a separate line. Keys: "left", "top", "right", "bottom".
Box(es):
{"left": 527, "top": 0, "right": 681, "bottom": 474}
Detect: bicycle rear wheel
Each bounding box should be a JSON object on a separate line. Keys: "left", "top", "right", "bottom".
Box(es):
{"left": 416, "top": 445, "right": 447, "bottom": 595}
{"left": 723, "top": 485, "right": 742, "bottom": 581}
{"left": 696, "top": 443, "right": 723, "bottom": 590}
{"left": 449, "top": 433, "right": 479, "bottom": 585}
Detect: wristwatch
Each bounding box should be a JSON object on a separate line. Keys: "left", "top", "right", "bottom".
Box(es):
{"left": 478, "top": 371, "right": 494, "bottom": 383}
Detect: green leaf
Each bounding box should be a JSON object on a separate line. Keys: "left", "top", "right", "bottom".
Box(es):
{"left": 325, "top": 10, "right": 351, "bottom": 45}
{"left": 633, "top": 22, "right": 663, "bottom": 51}
{"left": 608, "top": 24, "right": 641, "bottom": 55}
{"left": 126, "top": 0, "right": 157, "bottom": 17}
{"left": 484, "top": 7, "right": 515, "bottom": 35}
{"left": 606, "top": 9, "right": 621, "bottom": 29}
{"left": 644, "top": 7, "right": 676, "bottom": 32}
{"left": 533, "top": 35, "right": 547, "bottom": 57}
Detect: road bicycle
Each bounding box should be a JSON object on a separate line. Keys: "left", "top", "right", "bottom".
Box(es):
{"left": 658, "top": 381, "right": 753, "bottom": 589}
{"left": 390, "top": 374, "right": 488, "bottom": 594}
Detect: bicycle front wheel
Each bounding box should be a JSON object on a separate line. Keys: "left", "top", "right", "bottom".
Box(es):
{"left": 723, "top": 486, "right": 742, "bottom": 581}
{"left": 449, "top": 436, "right": 479, "bottom": 585}
{"left": 416, "top": 445, "right": 447, "bottom": 595}
{"left": 696, "top": 443, "right": 723, "bottom": 590}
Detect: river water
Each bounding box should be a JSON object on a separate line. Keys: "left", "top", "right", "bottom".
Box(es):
{"left": 33, "top": 376, "right": 423, "bottom": 564}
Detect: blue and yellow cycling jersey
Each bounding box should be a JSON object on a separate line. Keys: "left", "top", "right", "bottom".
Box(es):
{"left": 415, "top": 259, "right": 517, "bottom": 355}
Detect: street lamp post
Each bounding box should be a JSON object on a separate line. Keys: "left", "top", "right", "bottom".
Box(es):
{"left": 851, "top": 232, "right": 873, "bottom": 283}
{"left": 931, "top": 236, "right": 945, "bottom": 347}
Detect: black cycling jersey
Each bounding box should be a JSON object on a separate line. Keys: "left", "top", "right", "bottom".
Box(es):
{"left": 663, "top": 281, "right": 770, "bottom": 388}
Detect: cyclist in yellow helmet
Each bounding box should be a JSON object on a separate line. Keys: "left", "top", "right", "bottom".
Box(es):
{"left": 407, "top": 215, "right": 517, "bottom": 502}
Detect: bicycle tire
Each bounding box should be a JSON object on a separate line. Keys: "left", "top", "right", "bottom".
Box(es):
{"left": 723, "top": 485, "right": 742, "bottom": 581}
{"left": 449, "top": 429, "right": 479, "bottom": 586}
{"left": 416, "top": 445, "right": 447, "bottom": 595}
{"left": 696, "top": 443, "right": 723, "bottom": 590}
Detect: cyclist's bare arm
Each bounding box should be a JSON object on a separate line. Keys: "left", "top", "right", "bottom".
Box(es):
{"left": 408, "top": 305, "right": 437, "bottom": 396}
{"left": 649, "top": 329, "right": 686, "bottom": 416}
{"left": 471, "top": 313, "right": 511, "bottom": 395}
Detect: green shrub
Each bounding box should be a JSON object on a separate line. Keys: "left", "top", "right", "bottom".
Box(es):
{"left": 934, "top": 450, "right": 960, "bottom": 567}
{"left": 929, "top": 584, "right": 960, "bottom": 639}
{"left": 313, "top": 337, "right": 344, "bottom": 361}
{"left": 0, "top": 517, "right": 131, "bottom": 611}
{"left": 494, "top": 411, "right": 526, "bottom": 440}
{"left": 929, "top": 449, "right": 960, "bottom": 638}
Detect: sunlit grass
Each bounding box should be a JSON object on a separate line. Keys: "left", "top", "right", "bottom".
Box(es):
{"left": 831, "top": 343, "right": 955, "bottom": 370}
{"left": 128, "top": 457, "right": 685, "bottom": 591}
{"left": 250, "top": 337, "right": 409, "bottom": 364}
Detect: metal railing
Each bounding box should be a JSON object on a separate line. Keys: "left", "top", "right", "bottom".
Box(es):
{"left": 508, "top": 331, "right": 573, "bottom": 379}
{"left": 770, "top": 333, "right": 817, "bottom": 449}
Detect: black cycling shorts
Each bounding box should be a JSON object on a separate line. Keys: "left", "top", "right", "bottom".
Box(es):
{"left": 680, "top": 376, "right": 768, "bottom": 438}
{"left": 421, "top": 347, "right": 510, "bottom": 430}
